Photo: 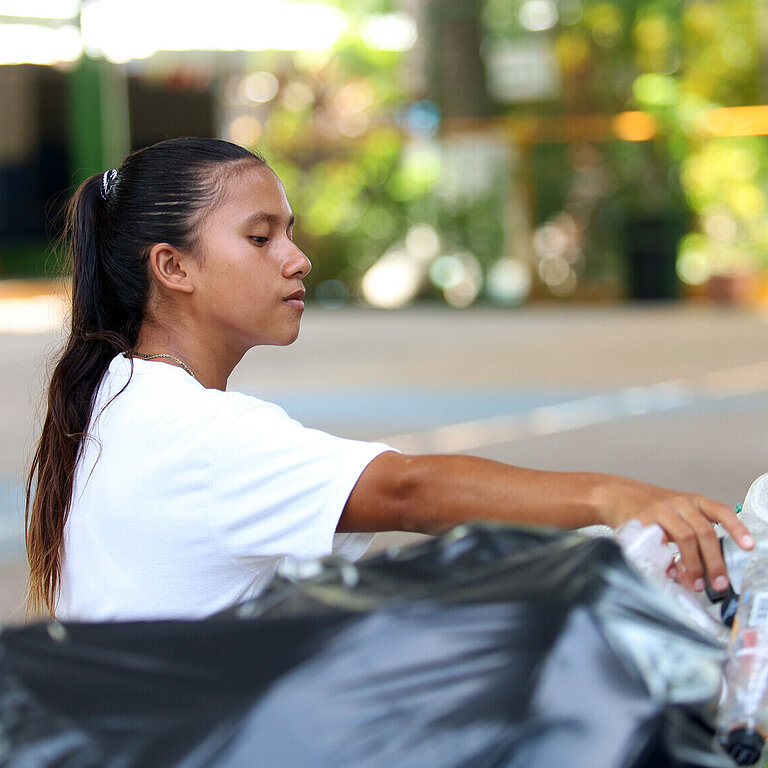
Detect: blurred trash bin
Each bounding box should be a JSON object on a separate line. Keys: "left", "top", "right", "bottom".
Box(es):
{"left": 625, "top": 216, "right": 683, "bottom": 301}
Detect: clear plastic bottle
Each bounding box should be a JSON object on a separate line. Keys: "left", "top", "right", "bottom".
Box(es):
{"left": 615, "top": 520, "right": 728, "bottom": 640}
{"left": 743, "top": 473, "right": 768, "bottom": 523}
{"left": 734, "top": 475, "right": 768, "bottom": 579}
{"left": 707, "top": 512, "right": 768, "bottom": 627}
{"left": 718, "top": 552, "right": 768, "bottom": 765}
{"left": 718, "top": 513, "right": 768, "bottom": 591}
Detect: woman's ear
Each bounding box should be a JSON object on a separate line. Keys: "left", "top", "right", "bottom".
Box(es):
{"left": 148, "top": 243, "right": 195, "bottom": 294}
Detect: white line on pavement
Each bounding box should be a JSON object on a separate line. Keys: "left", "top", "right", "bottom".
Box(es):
{"left": 380, "top": 363, "right": 768, "bottom": 453}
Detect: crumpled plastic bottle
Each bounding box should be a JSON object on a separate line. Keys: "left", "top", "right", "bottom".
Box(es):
{"left": 717, "top": 550, "right": 768, "bottom": 765}
{"left": 707, "top": 473, "right": 768, "bottom": 765}
{"left": 612, "top": 473, "right": 768, "bottom": 639}
{"left": 743, "top": 473, "right": 768, "bottom": 522}
{"left": 602, "top": 474, "right": 768, "bottom": 766}
{"left": 708, "top": 475, "right": 768, "bottom": 627}
{"left": 705, "top": 512, "right": 768, "bottom": 628}
{"left": 613, "top": 519, "right": 729, "bottom": 642}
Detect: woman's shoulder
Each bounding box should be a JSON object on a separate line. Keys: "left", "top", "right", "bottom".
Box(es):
{"left": 200, "top": 386, "right": 290, "bottom": 423}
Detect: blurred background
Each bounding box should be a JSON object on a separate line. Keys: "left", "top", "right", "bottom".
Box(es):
{"left": 1, "top": 0, "right": 767, "bottom": 305}
{"left": 1, "top": 0, "right": 768, "bottom": 623}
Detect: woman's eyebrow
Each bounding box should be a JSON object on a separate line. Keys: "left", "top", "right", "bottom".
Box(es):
{"left": 242, "top": 212, "right": 295, "bottom": 227}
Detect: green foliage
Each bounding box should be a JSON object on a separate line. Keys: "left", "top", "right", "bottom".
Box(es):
{"left": 266, "top": 127, "right": 415, "bottom": 289}
{"left": 255, "top": 1, "right": 513, "bottom": 302}
{"left": 483, "top": 0, "right": 767, "bottom": 291}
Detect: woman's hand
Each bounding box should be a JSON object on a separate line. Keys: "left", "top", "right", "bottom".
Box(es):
{"left": 593, "top": 477, "right": 755, "bottom": 592}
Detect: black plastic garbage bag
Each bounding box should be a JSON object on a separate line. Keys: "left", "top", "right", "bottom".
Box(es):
{"left": 0, "top": 524, "right": 732, "bottom": 768}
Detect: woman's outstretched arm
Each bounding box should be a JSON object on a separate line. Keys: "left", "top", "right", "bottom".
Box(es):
{"left": 339, "top": 451, "right": 754, "bottom": 592}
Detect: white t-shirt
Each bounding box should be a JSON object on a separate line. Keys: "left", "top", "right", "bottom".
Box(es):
{"left": 58, "top": 354, "right": 392, "bottom": 621}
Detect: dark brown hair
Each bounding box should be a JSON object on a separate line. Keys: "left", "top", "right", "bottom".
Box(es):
{"left": 26, "top": 137, "right": 265, "bottom": 616}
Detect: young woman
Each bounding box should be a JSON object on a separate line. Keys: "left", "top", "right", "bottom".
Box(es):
{"left": 26, "top": 137, "right": 753, "bottom": 620}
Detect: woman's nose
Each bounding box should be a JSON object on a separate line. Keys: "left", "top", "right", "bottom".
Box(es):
{"left": 285, "top": 242, "right": 312, "bottom": 278}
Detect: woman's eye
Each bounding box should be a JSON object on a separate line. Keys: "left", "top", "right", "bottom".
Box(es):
{"left": 250, "top": 236, "right": 269, "bottom": 245}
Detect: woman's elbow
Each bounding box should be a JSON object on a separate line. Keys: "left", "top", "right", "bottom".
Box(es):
{"left": 341, "top": 452, "right": 432, "bottom": 533}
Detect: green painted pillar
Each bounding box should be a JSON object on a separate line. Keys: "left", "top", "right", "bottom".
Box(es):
{"left": 67, "top": 56, "right": 129, "bottom": 186}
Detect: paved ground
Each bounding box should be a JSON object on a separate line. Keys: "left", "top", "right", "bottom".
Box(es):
{"left": 3, "top": 295, "right": 768, "bottom": 624}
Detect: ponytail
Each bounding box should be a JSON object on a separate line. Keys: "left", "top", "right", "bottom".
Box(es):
{"left": 25, "top": 174, "right": 140, "bottom": 617}
{"left": 26, "top": 136, "right": 265, "bottom": 616}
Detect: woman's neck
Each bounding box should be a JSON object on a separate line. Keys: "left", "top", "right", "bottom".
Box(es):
{"left": 134, "top": 322, "right": 242, "bottom": 391}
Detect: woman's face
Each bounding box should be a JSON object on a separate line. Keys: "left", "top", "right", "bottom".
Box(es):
{"left": 187, "top": 164, "right": 311, "bottom": 351}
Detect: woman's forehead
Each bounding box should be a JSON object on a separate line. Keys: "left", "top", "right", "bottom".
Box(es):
{"left": 217, "top": 165, "right": 293, "bottom": 222}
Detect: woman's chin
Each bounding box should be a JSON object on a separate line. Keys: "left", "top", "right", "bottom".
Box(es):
{"left": 266, "top": 328, "right": 302, "bottom": 347}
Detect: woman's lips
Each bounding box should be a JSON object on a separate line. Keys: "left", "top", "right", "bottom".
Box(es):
{"left": 283, "top": 289, "right": 305, "bottom": 310}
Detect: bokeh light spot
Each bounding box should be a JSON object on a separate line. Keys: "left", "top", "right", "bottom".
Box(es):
{"left": 677, "top": 236, "right": 711, "bottom": 286}
{"left": 360, "top": 12, "right": 417, "bottom": 51}
{"left": 486, "top": 259, "right": 532, "bottom": 305}
{"left": 282, "top": 80, "right": 315, "bottom": 112}
{"left": 362, "top": 249, "right": 423, "bottom": 309}
{"left": 315, "top": 280, "right": 349, "bottom": 309}
{"left": 429, "top": 252, "right": 483, "bottom": 308}
{"left": 519, "top": 0, "right": 558, "bottom": 32}
{"left": 538, "top": 255, "right": 571, "bottom": 287}
{"left": 402, "top": 101, "right": 441, "bottom": 139}
{"left": 240, "top": 71, "right": 279, "bottom": 104}
{"left": 633, "top": 15, "right": 670, "bottom": 52}
{"left": 612, "top": 111, "right": 657, "bottom": 142}
{"left": 633, "top": 73, "right": 677, "bottom": 106}
{"left": 406, "top": 224, "right": 441, "bottom": 263}
{"left": 591, "top": 15, "right": 622, "bottom": 47}
{"left": 228, "top": 115, "right": 262, "bottom": 146}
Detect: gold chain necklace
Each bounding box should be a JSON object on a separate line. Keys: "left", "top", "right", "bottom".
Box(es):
{"left": 132, "top": 352, "right": 198, "bottom": 381}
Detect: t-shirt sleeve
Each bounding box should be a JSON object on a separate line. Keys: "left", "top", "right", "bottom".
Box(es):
{"left": 210, "top": 399, "right": 393, "bottom": 566}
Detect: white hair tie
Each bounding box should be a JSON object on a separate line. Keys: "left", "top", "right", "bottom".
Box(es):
{"left": 100, "top": 169, "right": 118, "bottom": 200}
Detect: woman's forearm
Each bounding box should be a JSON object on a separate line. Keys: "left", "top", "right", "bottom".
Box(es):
{"left": 344, "top": 453, "right": 606, "bottom": 533}
{"left": 341, "top": 451, "right": 754, "bottom": 593}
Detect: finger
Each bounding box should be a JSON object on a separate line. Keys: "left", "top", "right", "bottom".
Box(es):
{"left": 656, "top": 513, "right": 704, "bottom": 590}
{"left": 666, "top": 552, "right": 681, "bottom": 581}
{"left": 677, "top": 503, "right": 730, "bottom": 592}
{"left": 666, "top": 565, "right": 678, "bottom": 581}
{"left": 677, "top": 563, "right": 693, "bottom": 591}
{"left": 696, "top": 498, "right": 755, "bottom": 550}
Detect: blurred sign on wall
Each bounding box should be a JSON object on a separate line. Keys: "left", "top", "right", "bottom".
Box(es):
{"left": 483, "top": 37, "right": 561, "bottom": 103}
